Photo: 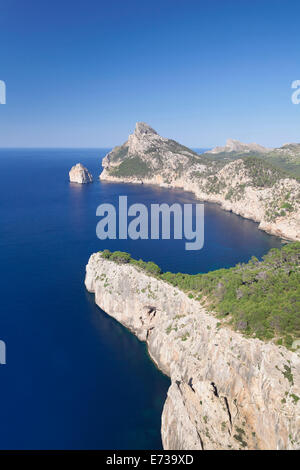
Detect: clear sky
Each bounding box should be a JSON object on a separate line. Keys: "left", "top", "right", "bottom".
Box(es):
{"left": 0, "top": 0, "right": 299, "bottom": 148}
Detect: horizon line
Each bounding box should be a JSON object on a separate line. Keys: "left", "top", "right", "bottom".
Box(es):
{"left": 0, "top": 146, "right": 212, "bottom": 150}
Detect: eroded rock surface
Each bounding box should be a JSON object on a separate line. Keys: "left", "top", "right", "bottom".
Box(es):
{"left": 69, "top": 163, "right": 93, "bottom": 183}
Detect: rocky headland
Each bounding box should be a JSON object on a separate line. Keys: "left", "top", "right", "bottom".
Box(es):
{"left": 69, "top": 163, "right": 93, "bottom": 184}
{"left": 100, "top": 123, "right": 300, "bottom": 241}
{"left": 93, "top": 123, "right": 300, "bottom": 449}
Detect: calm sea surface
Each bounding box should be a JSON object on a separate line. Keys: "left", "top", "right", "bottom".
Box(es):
{"left": 0, "top": 149, "right": 282, "bottom": 449}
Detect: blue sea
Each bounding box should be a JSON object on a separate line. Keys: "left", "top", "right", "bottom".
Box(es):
{"left": 0, "top": 149, "right": 282, "bottom": 449}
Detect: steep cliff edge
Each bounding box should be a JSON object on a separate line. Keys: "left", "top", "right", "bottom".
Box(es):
{"left": 100, "top": 123, "right": 300, "bottom": 241}
{"left": 69, "top": 163, "right": 93, "bottom": 183}
{"left": 85, "top": 252, "right": 300, "bottom": 450}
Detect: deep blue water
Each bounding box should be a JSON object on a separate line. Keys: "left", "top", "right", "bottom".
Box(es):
{"left": 0, "top": 149, "right": 282, "bottom": 449}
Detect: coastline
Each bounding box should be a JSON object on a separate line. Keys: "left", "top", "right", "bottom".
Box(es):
{"left": 85, "top": 253, "right": 300, "bottom": 450}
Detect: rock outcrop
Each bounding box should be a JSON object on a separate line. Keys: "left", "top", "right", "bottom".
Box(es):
{"left": 100, "top": 123, "right": 300, "bottom": 241}
{"left": 85, "top": 253, "right": 300, "bottom": 450}
{"left": 205, "top": 141, "right": 300, "bottom": 178}
{"left": 69, "top": 163, "right": 93, "bottom": 184}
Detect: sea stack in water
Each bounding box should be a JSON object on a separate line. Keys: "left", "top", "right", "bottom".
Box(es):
{"left": 69, "top": 163, "right": 93, "bottom": 184}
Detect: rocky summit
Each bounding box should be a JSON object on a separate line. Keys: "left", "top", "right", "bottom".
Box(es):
{"left": 207, "top": 138, "right": 270, "bottom": 154}
{"left": 69, "top": 163, "right": 93, "bottom": 184}
{"left": 100, "top": 123, "right": 300, "bottom": 241}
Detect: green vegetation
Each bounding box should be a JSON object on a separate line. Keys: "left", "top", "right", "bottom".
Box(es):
{"left": 100, "top": 242, "right": 300, "bottom": 347}
{"left": 264, "top": 147, "right": 300, "bottom": 179}
{"left": 282, "top": 364, "right": 294, "bottom": 385}
{"left": 101, "top": 250, "right": 132, "bottom": 264}
{"left": 203, "top": 175, "right": 227, "bottom": 194}
{"left": 110, "top": 156, "right": 151, "bottom": 178}
{"left": 263, "top": 185, "right": 298, "bottom": 222}
{"left": 203, "top": 148, "right": 300, "bottom": 179}
{"left": 109, "top": 145, "right": 129, "bottom": 162}
{"left": 193, "top": 156, "right": 298, "bottom": 221}
{"left": 225, "top": 183, "right": 246, "bottom": 201}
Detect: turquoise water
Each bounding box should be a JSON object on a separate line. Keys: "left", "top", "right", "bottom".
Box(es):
{"left": 0, "top": 149, "right": 282, "bottom": 449}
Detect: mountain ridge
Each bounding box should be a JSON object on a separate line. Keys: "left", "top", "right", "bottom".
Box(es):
{"left": 85, "top": 248, "right": 300, "bottom": 450}
{"left": 204, "top": 139, "right": 300, "bottom": 177}
{"left": 207, "top": 138, "right": 270, "bottom": 154}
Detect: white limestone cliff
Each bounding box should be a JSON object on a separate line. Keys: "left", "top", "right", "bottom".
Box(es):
{"left": 69, "top": 163, "right": 93, "bottom": 184}
{"left": 85, "top": 253, "right": 300, "bottom": 450}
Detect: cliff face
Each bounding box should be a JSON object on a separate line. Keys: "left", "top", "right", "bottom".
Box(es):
{"left": 100, "top": 123, "right": 300, "bottom": 241}
{"left": 69, "top": 163, "right": 93, "bottom": 183}
{"left": 85, "top": 253, "right": 300, "bottom": 450}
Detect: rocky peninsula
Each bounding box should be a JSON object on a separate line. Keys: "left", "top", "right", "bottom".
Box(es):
{"left": 100, "top": 123, "right": 300, "bottom": 241}
{"left": 93, "top": 124, "right": 300, "bottom": 449}
{"left": 69, "top": 163, "right": 93, "bottom": 184}
{"left": 207, "top": 138, "right": 270, "bottom": 155}
{"left": 85, "top": 249, "right": 300, "bottom": 450}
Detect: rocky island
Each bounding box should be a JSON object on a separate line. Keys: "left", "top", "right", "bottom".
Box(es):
{"left": 100, "top": 123, "right": 300, "bottom": 241}
{"left": 69, "top": 163, "right": 93, "bottom": 184}
{"left": 85, "top": 245, "right": 300, "bottom": 450}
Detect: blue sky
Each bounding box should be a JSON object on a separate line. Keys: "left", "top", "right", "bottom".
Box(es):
{"left": 0, "top": 0, "right": 299, "bottom": 147}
